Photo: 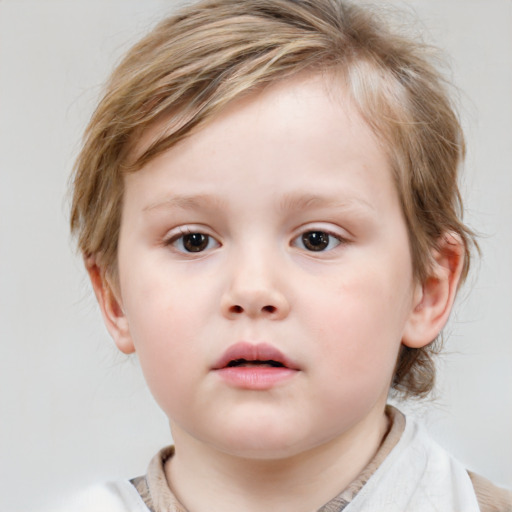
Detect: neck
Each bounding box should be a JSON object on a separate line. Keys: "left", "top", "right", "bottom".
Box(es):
{"left": 165, "top": 407, "right": 390, "bottom": 512}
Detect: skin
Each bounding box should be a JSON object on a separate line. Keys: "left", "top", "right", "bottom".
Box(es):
{"left": 89, "top": 74, "right": 464, "bottom": 512}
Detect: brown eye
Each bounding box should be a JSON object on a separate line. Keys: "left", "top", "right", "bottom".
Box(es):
{"left": 169, "top": 229, "right": 220, "bottom": 254}
{"left": 301, "top": 231, "right": 330, "bottom": 251}
{"left": 182, "top": 233, "right": 210, "bottom": 252}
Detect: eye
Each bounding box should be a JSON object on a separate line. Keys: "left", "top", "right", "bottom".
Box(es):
{"left": 169, "top": 231, "right": 220, "bottom": 253}
{"left": 294, "top": 230, "right": 342, "bottom": 252}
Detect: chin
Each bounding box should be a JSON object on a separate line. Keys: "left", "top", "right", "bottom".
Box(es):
{"left": 203, "top": 418, "right": 319, "bottom": 461}
{"left": 219, "top": 438, "right": 308, "bottom": 461}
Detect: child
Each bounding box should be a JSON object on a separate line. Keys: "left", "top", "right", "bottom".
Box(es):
{"left": 65, "top": 0, "right": 512, "bottom": 510}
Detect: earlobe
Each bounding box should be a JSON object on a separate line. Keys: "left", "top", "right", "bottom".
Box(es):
{"left": 402, "top": 233, "right": 465, "bottom": 349}
{"left": 85, "top": 258, "right": 135, "bottom": 354}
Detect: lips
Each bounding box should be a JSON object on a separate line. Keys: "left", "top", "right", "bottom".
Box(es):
{"left": 212, "top": 342, "right": 299, "bottom": 371}
{"left": 212, "top": 342, "right": 300, "bottom": 390}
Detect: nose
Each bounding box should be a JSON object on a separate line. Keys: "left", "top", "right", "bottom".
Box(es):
{"left": 220, "top": 252, "right": 290, "bottom": 320}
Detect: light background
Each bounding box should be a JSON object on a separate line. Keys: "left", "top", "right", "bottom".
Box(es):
{"left": 1, "top": 0, "right": 511, "bottom": 509}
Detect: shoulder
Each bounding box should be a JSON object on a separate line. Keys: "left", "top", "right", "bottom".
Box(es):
{"left": 386, "top": 408, "right": 509, "bottom": 511}
{"left": 468, "top": 471, "right": 512, "bottom": 512}
{"left": 43, "top": 480, "right": 151, "bottom": 512}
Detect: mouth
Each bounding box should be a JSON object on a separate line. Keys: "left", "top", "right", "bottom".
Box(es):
{"left": 212, "top": 342, "right": 299, "bottom": 390}
{"left": 226, "top": 359, "right": 286, "bottom": 368}
{"left": 212, "top": 342, "right": 299, "bottom": 371}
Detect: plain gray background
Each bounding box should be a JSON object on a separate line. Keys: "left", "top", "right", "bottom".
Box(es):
{"left": 1, "top": 0, "right": 511, "bottom": 509}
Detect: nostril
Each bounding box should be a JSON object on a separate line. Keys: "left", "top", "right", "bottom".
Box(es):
{"left": 225, "top": 303, "right": 281, "bottom": 317}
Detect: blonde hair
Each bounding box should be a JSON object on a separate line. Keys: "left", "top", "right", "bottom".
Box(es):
{"left": 71, "top": 0, "right": 476, "bottom": 397}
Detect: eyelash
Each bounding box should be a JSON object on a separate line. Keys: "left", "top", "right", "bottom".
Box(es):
{"left": 164, "top": 227, "right": 346, "bottom": 254}
{"left": 292, "top": 229, "right": 345, "bottom": 252}
{"left": 165, "top": 228, "right": 220, "bottom": 254}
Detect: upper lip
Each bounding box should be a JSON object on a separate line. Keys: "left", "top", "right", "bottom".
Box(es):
{"left": 212, "top": 342, "right": 300, "bottom": 370}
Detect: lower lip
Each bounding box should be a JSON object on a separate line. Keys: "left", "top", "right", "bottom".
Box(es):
{"left": 215, "top": 367, "right": 298, "bottom": 390}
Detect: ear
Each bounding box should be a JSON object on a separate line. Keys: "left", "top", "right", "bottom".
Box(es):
{"left": 85, "top": 257, "right": 135, "bottom": 354}
{"left": 402, "top": 232, "right": 465, "bottom": 348}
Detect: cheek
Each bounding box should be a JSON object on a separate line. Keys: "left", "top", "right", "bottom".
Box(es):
{"left": 306, "top": 268, "right": 409, "bottom": 391}
{"left": 120, "top": 273, "right": 212, "bottom": 407}
{"left": 122, "top": 259, "right": 211, "bottom": 343}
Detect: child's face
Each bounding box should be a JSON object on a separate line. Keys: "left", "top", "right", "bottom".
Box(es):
{"left": 112, "top": 75, "right": 420, "bottom": 458}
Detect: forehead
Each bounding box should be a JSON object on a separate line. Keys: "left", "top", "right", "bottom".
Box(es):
{"left": 131, "top": 72, "right": 383, "bottom": 165}
{"left": 124, "top": 73, "right": 397, "bottom": 216}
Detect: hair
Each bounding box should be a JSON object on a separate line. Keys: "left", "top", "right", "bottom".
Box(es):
{"left": 70, "top": 0, "right": 476, "bottom": 398}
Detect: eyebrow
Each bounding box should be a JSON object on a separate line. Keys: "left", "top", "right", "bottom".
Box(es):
{"left": 278, "top": 192, "right": 376, "bottom": 215}
{"left": 143, "top": 194, "right": 227, "bottom": 213}
{"left": 143, "top": 192, "right": 376, "bottom": 216}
